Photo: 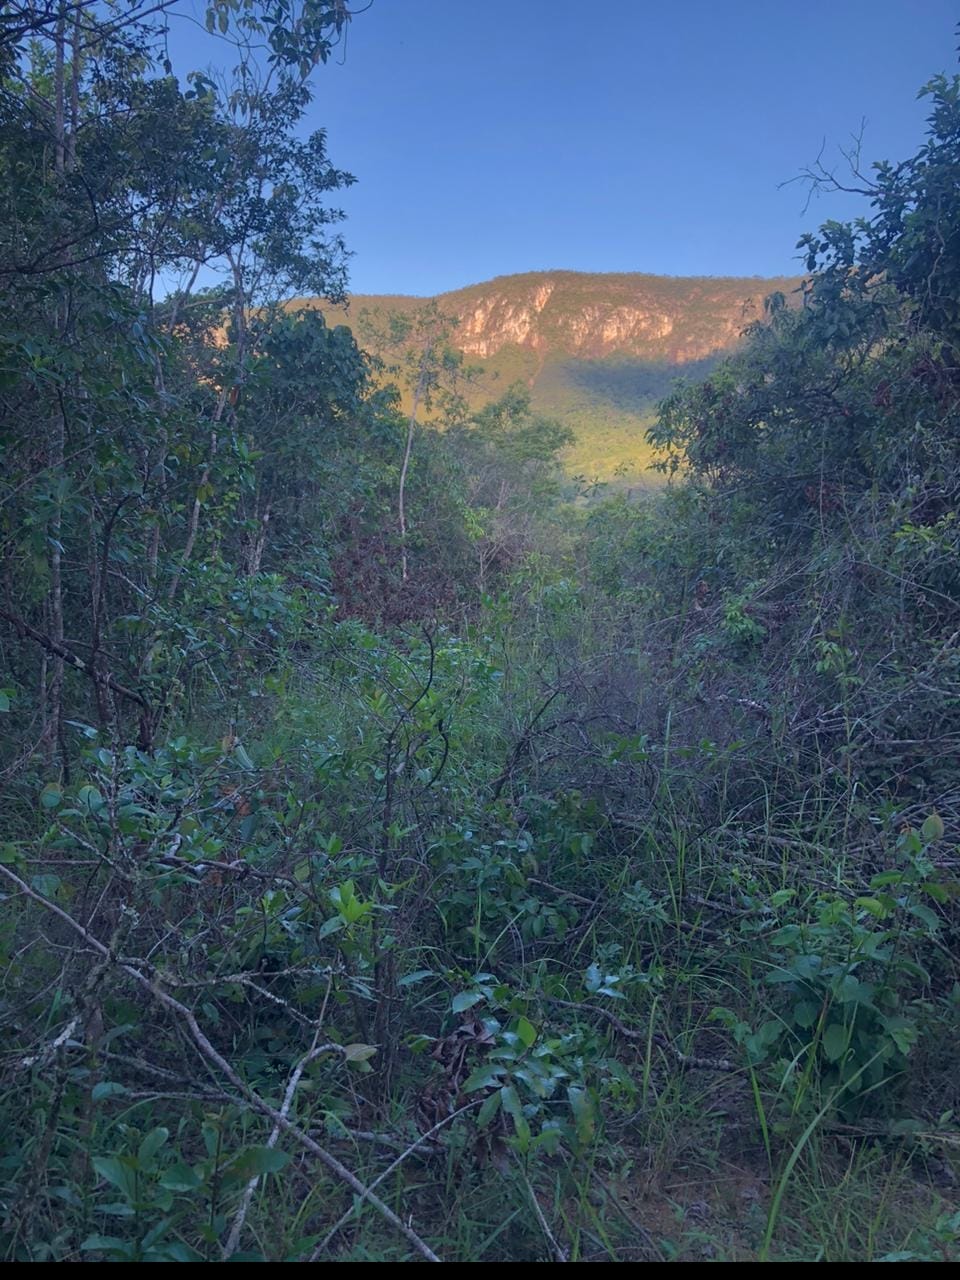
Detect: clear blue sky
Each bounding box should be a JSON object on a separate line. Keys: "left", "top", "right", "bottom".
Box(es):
{"left": 169, "top": 0, "right": 958, "bottom": 295}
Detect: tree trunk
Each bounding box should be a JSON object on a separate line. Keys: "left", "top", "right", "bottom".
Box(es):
{"left": 399, "top": 366, "right": 427, "bottom": 583}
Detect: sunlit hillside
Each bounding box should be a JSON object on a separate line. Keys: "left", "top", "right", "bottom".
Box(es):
{"left": 306, "top": 269, "right": 801, "bottom": 481}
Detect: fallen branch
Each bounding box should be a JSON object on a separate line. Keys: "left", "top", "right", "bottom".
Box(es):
{"left": 518, "top": 1160, "right": 569, "bottom": 1262}
{"left": 544, "top": 997, "right": 738, "bottom": 1073}
{"left": 311, "top": 1097, "right": 483, "bottom": 1260}
{"left": 223, "top": 1033, "right": 344, "bottom": 1260}
{"left": 0, "top": 606, "right": 149, "bottom": 711}
{"left": 0, "top": 864, "right": 441, "bottom": 1263}
{"left": 19, "top": 1015, "right": 80, "bottom": 1070}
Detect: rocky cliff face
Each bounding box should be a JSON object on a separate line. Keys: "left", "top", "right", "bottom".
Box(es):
{"left": 458, "top": 282, "right": 555, "bottom": 356}
{"left": 430, "top": 270, "right": 801, "bottom": 364}
{"left": 317, "top": 269, "right": 802, "bottom": 367}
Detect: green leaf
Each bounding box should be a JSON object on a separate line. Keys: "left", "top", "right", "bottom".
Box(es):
{"left": 40, "top": 783, "right": 62, "bottom": 810}
{"left": 567, "top": 1085, "right": 596, "bottom": 1146}
{"left": 451, "top": 990, "right": 483, "bottom": 1014}
{"left": 821, "top": 1023, "right": 848, "bottom": 1063}
{"left": 833, "top": 974, "right": 874, "bottom": 1007}
{"left": 855, "top": 896, "right": 888, "bottom": 918}
{"left": 159, "top": 1163, "right": 203, "bottom": 1192}
{"left": 343, "top": 1043, "right": 378, "bottom": 1063}
{"left": 65, "top": 721, "right": 98, "bottom": 739}
{"left": 98, "top": 1200, "right": 135, "bottom": 1217}
{"left": 792, "top": 1000, "right": 819, "bottom": 1029}
{"left": 91, "top": 1081, "right": 129, "bottom": 1101}
{"left": 500, "top": 1085, "right": 530, "bottom": 1148}
{"left": 477, "top": 1090, "right": 502, "bottom": 1128}
{"left": 77, "top": 784, "right": 104, "bottom": 813}
{"left": 157, "top": 1242, "right": 203, "bottom": 1262}
{"left": 81, "top": 1234, "right": 130, "bottom": 1256}
{"left": 921, "top": 812, "right": 945, "bottom": 843}
{"left": 232, "top": 1145, "right": 290, "bottom": 1177}
{"left": 922, "top": 881, "right": 950, "bottom": 904}
{"left": 516, "top": 1016, "right": 537, "bottom": 1049}
{"left": 138, "top": 1126, "right": 169, "bottom": 1169}
{"left": 0, "top": 843, "right": 23, "bottom": 866}
{"left": 399, "top": 969, "right": 434, "bottom": 987}
{"left": 463, "top": 1063, "right": 506, "bottom": 1092}
{"left": 870, "top": 870, "right": 904, "bottom": 889}
{"left": 92, "top": 1156, "right": 137, "bottom": 1201}
{"left": 882, "top": 1016, "right": 918, "bottom": 1056}
{"left": 907, "top": 902, "right": 941, "bottom": 932}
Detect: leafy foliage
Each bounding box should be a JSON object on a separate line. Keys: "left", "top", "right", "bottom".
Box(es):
{"left": 0, "top": 9, "right": 958, "bottom": 1265}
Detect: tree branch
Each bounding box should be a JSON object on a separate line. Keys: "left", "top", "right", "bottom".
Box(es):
{"left": 0, "top": 863, "right": 441, "bottom": 1262}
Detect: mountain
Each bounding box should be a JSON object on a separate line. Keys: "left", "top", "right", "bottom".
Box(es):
{"left": 311, "top": 270, "right": 802, "bottom": 481}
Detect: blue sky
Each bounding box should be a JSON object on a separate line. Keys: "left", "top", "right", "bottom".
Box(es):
{"left": 168, "top": 0, "right": 958, "bottom": 295}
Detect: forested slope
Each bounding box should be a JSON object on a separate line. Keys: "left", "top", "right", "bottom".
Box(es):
{"left": 313, "top": 269, "right": 801, "bottom": 480}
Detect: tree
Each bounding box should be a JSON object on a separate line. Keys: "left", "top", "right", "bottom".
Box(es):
{"left": 0, "top": 1, "right": 361, "bottom": 768}
{"left": 446, "top": 385, "right": 574, "bottom": 589}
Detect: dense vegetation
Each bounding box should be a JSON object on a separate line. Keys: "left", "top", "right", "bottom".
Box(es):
{"left": 0, "top": 3, "right": 958, "bottom": 1263}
